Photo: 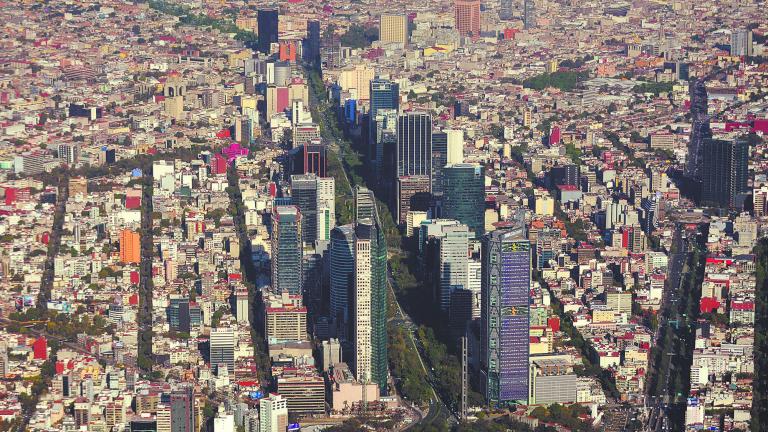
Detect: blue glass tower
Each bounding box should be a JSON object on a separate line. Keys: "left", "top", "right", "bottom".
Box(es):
{"left": 481, "top": 226, "right": 530, "bottom": 405}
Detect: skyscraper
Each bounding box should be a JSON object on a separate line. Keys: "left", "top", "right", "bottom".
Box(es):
{"left": 259, "top": 394, "right": 288, "bottom": 432}
{"left": 291, "top": 174, "right": 336, "bottom": 243}
{"left": 396, "top": 175, "right": 431, "bottom": 225}
{"left": 455, "top": 0, "right": 481, "bottom": 37}
{"left": 353, "top": 220, "right": 374, "bottom": 384}
{"left": 499, "top": 0, "right": 514, "bottom": 20}
{"left": 170, "top": 385, "right": 195, "bottom": 432}
{"left": 271, "top": 206, "right": 303, "bottom": 295}
{"left": 431, "top": 132, "right": 448, "bottom": 197}
{"left": 209, "top": 326, "right": 235, "bottom": 375}
{"left": 350, "top": 186, "right": 388, "bottom": 393}
{"left": 119, "top": 229, "right": 140, "bottom": 264}
{"left": 369, "top": 79, "right": 400, "bottom": 120}
{"left": 481, "top": 226, "right": 531, "bottom": 405}
{"left": 304, "top": 20, "right": 321, "bottom": 66}
{"left": 730, "top": 29, "right": 753, "bottom": 57}
{"left": 379, "top": 14, "right": 408, "bottom": 45}
{"left": 397, "top": 112, "right": 433, "bottom": 180}
{"left": 523, "top": 0, "right": 536, "bottom": 29}
{"left": 330, "top": 224, "right": 356, "bottom": 338}
{"left": 686, "top": 79, "right": 711, "bottom": 182}
{"left": 257, "top": 9, "right": 279, "bottom": 54}
{"left": 443, "top": 163, "right": 485, "bottom": 238}
{"left": 701, "top": 138, "right": 749, "bottom": 209}
{"left": 422, "top": 220, "right": 470, "bottom": 313}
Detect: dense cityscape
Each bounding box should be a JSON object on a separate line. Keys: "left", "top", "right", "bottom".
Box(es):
{"left": 0, "top": 0, "right": 767, "bottom": 431}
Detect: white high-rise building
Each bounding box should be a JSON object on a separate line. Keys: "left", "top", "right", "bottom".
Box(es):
{"left": 353, "top": 221, "right": 373, "bottom": 383}
{"left": 316, "top": 176, "right": 335, "bottom": 241}
{"left": 259, "top": 394, "right": 288, "bottom": 432}
{"left": 213, "top": 406, "right": 235, "bottom": 432}
{"left": 209, "top": 326, "right": 235, "bottom": 375}
{"left": 445, "top": 129, "right": 464, "bottom": 165}
{"left": 156, "top": 404, "right": 171, "bottom": 432}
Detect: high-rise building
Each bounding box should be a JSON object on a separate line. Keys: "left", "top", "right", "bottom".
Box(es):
{"left": 397, "top": 112, "right": 433, "bottom": 180}
{"left": 380, "top": 14, "right": 408, "bottom": 45}
{"left": 235, "top": 289, "right": 249, "bottom": 324}
{"left": 257, "top": 9, "right": 279, "bottom": 54}
{"left": 350, "top": 187, "right": 388, "bottom": 393}
{"left": 396, "top": 175, "right": 431, "bottom": 225}
{"left": 550, "top": 164, "right": 580, "bottom": 187}
{"left": 443, "top": 163, "right": 485, "bottom": 238}
{"left": 209, "top": 326, "right": 235, "bottom": 375}
{"left": 481, "top": 226, "right": 531, "bottom": 405}
{"left": 369, "top": 79, "right": 400, "bottom": 120}
{"left": 170, "top": 385, "right": 195, "bottom": 432}
{"left": 686, "top": 79, "right": 711, "bottom": 182}
{"left": 523, "top": 0, "right": 536, "bottom": 29}
{"left": 431, "top": 132, "right": 448, "bottom": 197}
{"left": 58, "top": 143, "right": 80, "bottom": 165}
{"left": 455, "top": 0, "right": 481, "bottom": 37}
{"left": 353, "top": 220, "right": 374, "bottom": 384}
{"left": 701, "top": 138, "right": 749, "bottom": 209}
{"left": 423, "top": 221, "right": 470, "bottom": 312}
{"left": 330, "top": 224, "right": 356, "bottom": 337}
{"left": 259, "top": 394, "right": 288, "bottom": 432}
{"left": 499, "top": 0, "right": 513, "bottom": 20}
{"left": 304, "top": 20, "right": 321, "bottom": 67}
{"left": 371, "top": 108, "right": 398, "bottom": 186}
{"left": 265, "top": 301, "right": 308, "bottom": 343}
{"left": 119, "top": 229, "right": 140, "bottom": 264}
{"left": 730, "top": 29, "right": 753, "bottom": 57}
{"left": 271, "top": 206, "right": 303, "bottom": 295}
{"left": 291, "top": 175, "right": 319, "bottom": 244}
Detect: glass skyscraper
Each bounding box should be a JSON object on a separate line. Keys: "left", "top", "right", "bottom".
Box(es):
{"left": 330, "top": 224, "right": 355, "bottom": 338}
{"left": 397, "top": 112, "right": 433, "bottom": 180}
{"left": 701, "top": 138, "right": 749, "bottom": 209}
{"left": 481, "top": 226, "right": 530, "bottom": 405}
{"left": 443, "top": 163, "right": 485, "bottom": 238}
{"left": 257, "top": 9, "right": 279, "bottom": 54}
{"left": 271, "top": 206, "right": 303, "bottom": 295}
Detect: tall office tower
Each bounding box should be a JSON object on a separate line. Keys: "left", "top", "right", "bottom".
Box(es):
{"left": 271, "top": 206, "right": 303, "bottom": 295}
{"left": 397, "top": 112, "right": 433, "bottom": 182}
{"left": 369, "top": 79, "right": 400, "bottom": 120}
{"left": 316, "top": 177, "right": 335, "bottom": 241}
{"left": 446, "top": 129, "right": 464, "bottom": 164}
{"left": 432, "top": 132, "right": 448, "bottom": 197}
{"left": 156, "top": 404, "right": 171, "bottom": 432}
{"left": 730, "top": 29, "right": 753, "bottom": 57}
{"left": 119, "top": 229, "right": 140, "bottom": 264}
{"left": 350, "top": 186, "right": 388, "bottom": 393}
{"left": 291, "top": 174, "right": 318, "bottom": 244}
{"left": 499, "top": 0, "right": 514, "bottom": 20}
{"left": 259, "top": 394, "right": 288, "bottom": 432}
{"left": 353, "top": 220, "right": 374, "bottom": 384}
{"left": 443, "top": 163, "right": 485, "bottom": 238}
{"left": 235, "top": 289, "right": 249, "bottom": 324}
{"left": 170, "top": 385, "right": 195, "bottom": 432}
{"left": 550, "top": 164, "right": 580, "bottom": 187}
{"left": 209, "top": 326, "right": 235, "bottom": 375}
{"left": 396, "top": 175, "right": 432, "bottom": 225}
{"left": 523, "top": 0, "right": 536, "bottom": 29}
{"left": 354, "top": 186, "right": 377, "bottom": 222}
{"left": 455, "top": 0, "right": 481, "bottom": 37}
{"left": 58, "top": 143, "right": 80, "bottom": 165}
{"left": 701, "top": 138, "right": 749, "bottom": 209}
{"left": 330, "top": 224, "right": 356, "bottom": 338}
{"left": 304, "top": 20, "right": 321, "bottom": 67}
{"left": 0, "top": 341, "right": 7, "bottom": 377}
{"left": 686, "top": 79, "right": 711, "bottom": 182}
{"left": 380, "top": 14, "right": 408, "bottom": 45}
{"left": 257, "top": 9, "right": 279, "bottom": 54}
{"left": 372, "top": 108, "right": 398, "bottom": 186}
{"left": 367, "top": 78, "right": 400, "bottom": 172}
{"left": 434, "top": 222, "right": 471, "bottom": 312}
{"left": 481, "top": 225, "right": 531, "bottom": 405}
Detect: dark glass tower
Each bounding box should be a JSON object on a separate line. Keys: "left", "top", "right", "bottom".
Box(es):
{"left": 481, "top": 226, "right": 530, "bottom": 405}
{"left": 291, "top": 174, "right": 318, "bottom": 244}
{"left": 686, "top": 79, "right": 711, "bottom": 182}
{"left": 431, "top": 131, "right": 448, "bottom": 197}
{"left": 397, "top": 112, "right": 433, "bottom": 179}
{"left": 523, "top": 0, "right": 535, "bottom": 29}
{"left": 369, "top": 79, "right": 400, "bottom": 120}
{"left": 271, "top": 206, "right": 303, "bottom": 295}
{"left": 330, "top": 224, "right": 355, "bottom": 338}
{"left": 304, "top": 20, "right": 321, "bottom": 67}
{"left": 257, "top": 9, "right": 279, "bottom": 54}
{"left": 701, "top": 138, "right": 749, "bottom": 209}
{"left": 499, "top": 0, "right": 513, "bottom": 20}
{"left": 443, "top": 163, "right": 485, "bottom": 238}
